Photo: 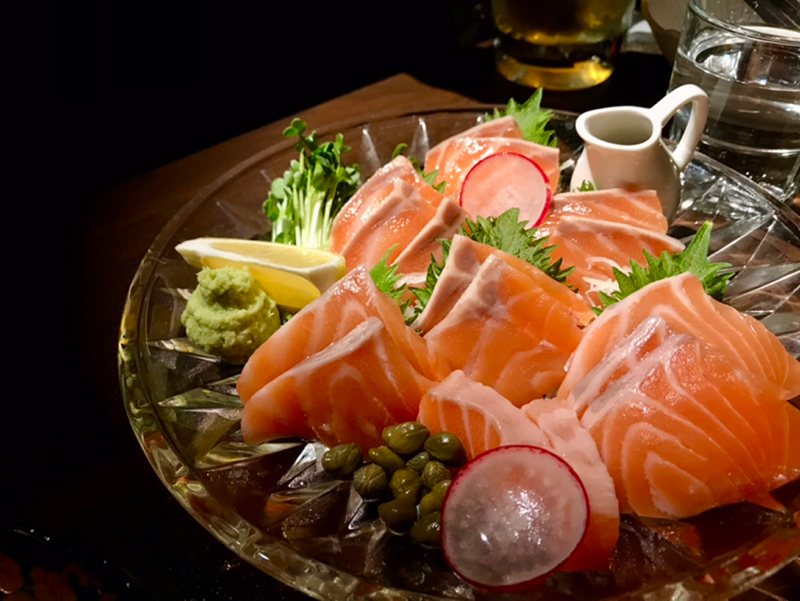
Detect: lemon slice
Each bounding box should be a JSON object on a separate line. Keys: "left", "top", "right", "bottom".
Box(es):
{"left": 175, "top": 238, "right": 346, "bottom": 310}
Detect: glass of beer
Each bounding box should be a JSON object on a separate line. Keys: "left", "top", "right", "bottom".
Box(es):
{"left": 492, "top": 0, "right": 637, "bottom": 91}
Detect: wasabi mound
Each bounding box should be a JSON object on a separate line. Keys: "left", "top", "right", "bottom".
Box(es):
{"left": 182, "top": 266, "right": 280, "bottom": 363}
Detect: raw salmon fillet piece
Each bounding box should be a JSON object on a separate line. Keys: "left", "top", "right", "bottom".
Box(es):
{"left": 242, "top": 317, "right": 440, "bottom": 452}
{"left": 236, "top": 266, "right": 447, "bottom": 404}
{"left": 424, "top": 115, "right": 523, "bottom": 170}
{"left": 547, "top": 216, "right": 685, "bottom": 306}
{"left": 418, "top": 371, "right": 620, "bottom": 571}
{"left": 330, "top": 156, "right": 443, "bottom": 254}
{"left": 418, "top": 370, "right": 549, "bottom": 459}
{"left": 562, "top": 316, "right": 800, "bottom": 518}
{"left": 424, "top": 137, "right": 560, "bottom": 198}
{"left": 522, "top": 398, "right": 620, "bottom": 571}
{"left": 559, "top": 273, "right": 800, "bottom": 401}
{"left": 413, "top": 234, "right": 593, "bottom": 334}
{"left": 424, "top": 253, "right": 586, "bottom": 406}
{"left": 392, "top": 196, "right": 467, "bottom": 276}
{"left": 339, "top": 179, "right": 441, "bottom": 273}
{"left": 537, "top": 189, "right": 669, "bottom": 239}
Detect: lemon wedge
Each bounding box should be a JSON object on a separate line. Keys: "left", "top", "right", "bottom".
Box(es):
{"left": 175, "top": 238, "right": 346, "bottom": 310}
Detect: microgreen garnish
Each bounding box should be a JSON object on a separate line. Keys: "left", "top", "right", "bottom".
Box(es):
{"left": 392, "top": 143, "right": 446, "bottom": 193}
{"left": 485, "top": 89, "right": 557, "bottom": 148}
{"left": 595, "top": 221, "right": 733, "bottom": 314}
{"left": 574, "top": 180, "right": 596, "bottom": 192}
{"left": 264, "top": 119, "right": 361, "bottom": 250}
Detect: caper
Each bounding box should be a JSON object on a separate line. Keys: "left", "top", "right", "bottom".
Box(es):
{"left": 419, "top": 480, "right": 450, "bottom": 517}
{"left": 405, "top": 451, "right": 430, "bottom": 474}
{"left": 381, "top": 424, "right": 397, "bottom": 447}
{"left": 424, "top": 431, "right": 466, "bottom": 466}
{"left": 410, "top": 511, "right": 441, "bottom": 546}
{"left": 421, "top": 460, "right": 451, "bottom": 490}
{"left": 353, "top": 464, "right": 388, "bottom": 500}
{"left": 321, "top": 443, "right": 362, "bottom": 478}
{"left": 385, "top": 422, "right": 430, "bottom": 456}
{"left": 367, "top": 446, "right": 406, "bottom": 475}
{"left": 389, "top": 468, "right": 422, "bottom": 502}
{"left": 378, "top": 498, "right": 418, "bottom": 533}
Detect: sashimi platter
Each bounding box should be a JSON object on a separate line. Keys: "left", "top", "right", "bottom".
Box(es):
{"left": 120, "top": 95, "right": 800, "bottom": 600}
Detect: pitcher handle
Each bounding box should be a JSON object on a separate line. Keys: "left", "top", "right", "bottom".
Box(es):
{"left": 649, "top": 84, "right": 709, "bottom": 172}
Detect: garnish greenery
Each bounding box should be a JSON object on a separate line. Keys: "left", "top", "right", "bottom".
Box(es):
{"left": 369, "top": 247, "right": 413, "bottom": 322}
{"left": 409, "top": 208, "right": 575, "bottom": 317}
{"left": 461, "top": 210, "right": 574, "bottom": 284}
{"left": 392, "top": 143, "right": 446, "bottom": 193}
{"left": 485, "top": 89, "right": 557, "bottom": 148}
{"left": 595, "top": 221, "right": 733, "bottom": 314}
{"left": 264, "top": 119, "right": 361, "bottom": 250}
{"left": 575, "top": 180, "right": 596, "bottom": 192}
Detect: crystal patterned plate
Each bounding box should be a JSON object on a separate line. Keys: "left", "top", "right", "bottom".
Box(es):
{"left": 119, "top": 110, "right": 800, "bottom": 600}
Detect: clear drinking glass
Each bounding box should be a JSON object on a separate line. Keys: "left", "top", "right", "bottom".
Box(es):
{"left": 668, "top": 0, "right": 800, "bottom": 204}
{"left": 492, "top": 0, "right": 637, "bottom": 91}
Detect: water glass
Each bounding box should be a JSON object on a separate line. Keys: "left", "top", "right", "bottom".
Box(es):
{"left": 667, "top": 0, "right": 800, "bottom": 203}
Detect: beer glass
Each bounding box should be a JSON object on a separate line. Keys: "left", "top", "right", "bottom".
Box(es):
{"left": 492, "top": 0, "right": 637, "bottom": 90}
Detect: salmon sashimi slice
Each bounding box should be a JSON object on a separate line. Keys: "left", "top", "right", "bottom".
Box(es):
{"left": 536, "top": 189, "right": 669, "bottom": 239}
{"left": 242, "top": 317, "right": 439, "bottom": 452}
{"left": 330, "top": 156, "right": 443, "bottom": 254}
{"left": 339, "top": 178, "right": 439, "bottom": 273}
{"left": 419, "top": 371, "right": 620, "bottom": 571}
{"left": 567, "top": 317, "right": 773, "bottom": 479}
{"left": 392, "top": 196, "right": 467, "bottom": 276}
{"left": 522, "top": 398, "right": 620, "bottom": 571}
{"left": 417, "top": 370, "right": 549, "bottom": 460}
{"left": 424, "top": 137, "right": 560, "bottom": 198}
{"left": 413, "top": 234, "right": 593, "bottom": 334}
{"left": 563, "top": 318, "right": 800, "bottom": 518}
{"left": 547, "top": 216, "right": 685, "bottom": 306}
{"left": 236, "top": 266, "right": 447, "bottom": 403}
{"left": 424, "top": 253, "right": 585, "bottom": 405}
{"left": 559, "top": 273, "right": 800, "bottom": 401}
{"left": 424, "top": 116, "right": 523, "bottom": 170}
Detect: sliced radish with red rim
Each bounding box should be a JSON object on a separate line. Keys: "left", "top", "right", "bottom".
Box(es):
{"left": 441, "top": 445, "right": 589, "bottom": 593}
{"left": 459, "top": 153, "right": 552, "bottom": 227}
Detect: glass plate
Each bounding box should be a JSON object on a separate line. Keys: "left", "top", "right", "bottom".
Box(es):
{"left": 119, "top": 110, "right": 800, "bottom": 600}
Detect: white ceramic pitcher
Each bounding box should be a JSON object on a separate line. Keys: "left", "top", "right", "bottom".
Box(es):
{"left": 570, "top": 84, "right": 709, "bottom": 221}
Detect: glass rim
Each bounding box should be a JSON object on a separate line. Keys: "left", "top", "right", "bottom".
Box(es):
{"left": 688, "top": 0, "right": 800, "bottom": 46}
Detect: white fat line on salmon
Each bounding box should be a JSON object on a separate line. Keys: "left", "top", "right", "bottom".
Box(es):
{"left": 641, "top": 444, "right": 713, "bottom": 518}
{"left": 676, "top": 275, "right": 758, "bottom": 377}
{"left": 569, "top": 317, "right": 673, "bottom": 415}
{"left": 583, "top": 275, "right": 620, "bottom": 297}
{"left": 661, "top": 343, "right": 757, "bottom": 470}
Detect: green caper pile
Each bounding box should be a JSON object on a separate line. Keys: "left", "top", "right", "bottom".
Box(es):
{"left": 320, "top": 422, "right": 467, "bottom": 546}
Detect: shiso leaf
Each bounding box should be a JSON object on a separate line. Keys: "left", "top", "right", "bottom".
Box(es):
{"left": 409, "top": 208, "right": 575, "bottom": 319}
{"left": 369, "top": 247, "right": 412, "bottom": 320}
{"left": 485, "top": 89, "right": 557, "bottom": 148}
{"left": 594, "top": 221, "right": 733, "bottom": 315}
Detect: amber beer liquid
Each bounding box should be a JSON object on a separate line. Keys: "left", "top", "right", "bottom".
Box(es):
{"left": 492, "top": 0, "right": 636, "bottom": 90}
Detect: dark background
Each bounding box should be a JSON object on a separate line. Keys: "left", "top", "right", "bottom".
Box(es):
{"left": 4, "top": 2, "right": 676, "bottom": 600}
{"left": 53, "top": 0, "right": 666, "bottom": 208}
{"left": 57, "top": 1, "right": 487, "bottom": 201}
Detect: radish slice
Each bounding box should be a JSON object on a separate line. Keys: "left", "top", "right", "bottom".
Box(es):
{"left": 441, "top": 445, "right": 589, "bottom": 592}
{"left": 459, "top": 152, "right": 552, "bottom": 227}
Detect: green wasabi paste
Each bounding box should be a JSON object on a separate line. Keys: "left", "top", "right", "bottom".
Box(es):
{"left": 181, "top": 266, "right": 280, "bottom": 363}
